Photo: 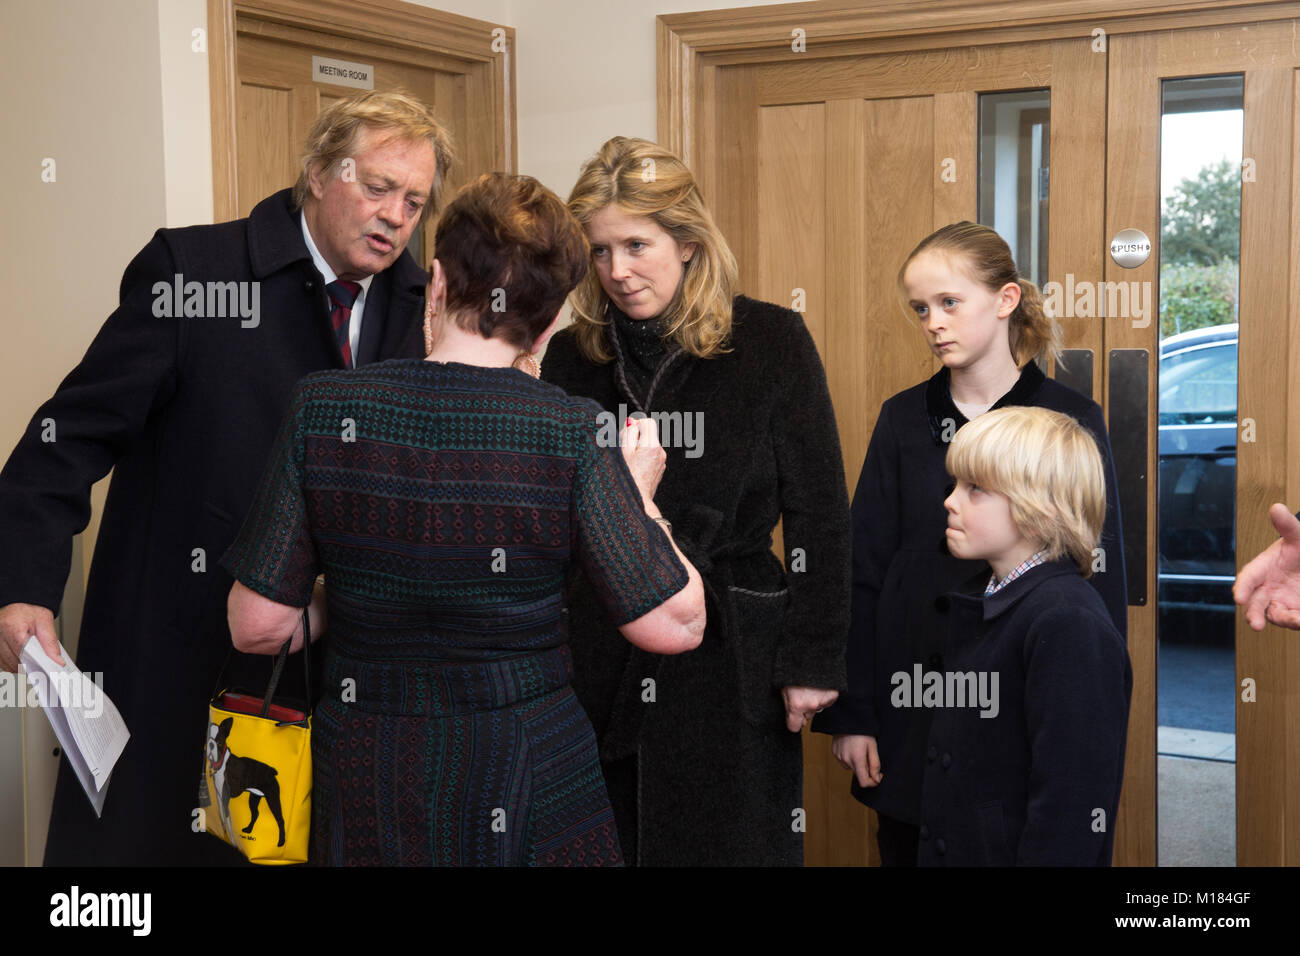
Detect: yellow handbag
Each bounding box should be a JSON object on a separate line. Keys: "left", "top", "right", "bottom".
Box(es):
{"left": 200, "top": 611, "right": 312, "bottom": 864}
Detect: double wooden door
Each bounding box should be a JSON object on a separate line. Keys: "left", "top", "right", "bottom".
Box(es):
{"left": 663, "top": 2, "right": 1300, "bottom": 866}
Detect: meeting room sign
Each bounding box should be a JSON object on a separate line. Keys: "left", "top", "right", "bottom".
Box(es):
{"left": 312, "top": 55, "right": 374, "bottom": 91}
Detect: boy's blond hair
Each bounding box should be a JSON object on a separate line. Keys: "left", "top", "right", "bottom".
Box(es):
{"left": 946, "top": 406, "right": 1105, "bottom": 576}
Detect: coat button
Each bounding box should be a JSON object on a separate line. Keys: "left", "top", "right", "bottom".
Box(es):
{"left": 941, "top": 752, "right": 952, "bottom": 769}
{"left": 927, "top": 745, "right": 937, "bottom": 762}
{"left": 934, "top": 596, "right": 950, "bottom": 613}
{"left": 919, "top": 824, "right": 930, "bottom": 840}
{"left": 936, "top": 838, "right": 947, "bottom": 855}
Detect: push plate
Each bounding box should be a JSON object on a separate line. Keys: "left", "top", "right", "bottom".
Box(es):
{"left": 1055, "top": 349, "right": 1093, "bottom": 401}
{"left": 1108, "top": 349, "right": 1148, "bottom": 606}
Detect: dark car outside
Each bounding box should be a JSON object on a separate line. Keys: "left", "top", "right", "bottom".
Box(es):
{"left": 1158, "top": 323, "right": 1237, "bottom": 644}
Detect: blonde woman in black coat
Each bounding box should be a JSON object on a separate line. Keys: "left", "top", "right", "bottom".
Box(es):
{"left": 542, "top": 136, "right": 851, "bottom": 865}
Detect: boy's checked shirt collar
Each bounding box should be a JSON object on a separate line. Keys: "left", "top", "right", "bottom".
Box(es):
{"left": 986, "top": 549, "right": 1050, "bottom": 596}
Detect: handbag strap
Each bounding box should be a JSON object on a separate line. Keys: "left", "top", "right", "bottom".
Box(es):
{"left": 261, "top": 608, "right": 313, "bottom": 720}
{"left": 210, "top": 607, "right": 315, "bottom": 721}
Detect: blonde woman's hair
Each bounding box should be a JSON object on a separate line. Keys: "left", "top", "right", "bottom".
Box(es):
{"left": 898, "top": 221, "right": 1062, "bottom": 367}
{"left": 946, "top": 406, "right": 1105, "bottom": 576}
{"left": 566, "top": 136, "right": 739, "bottom": 362}
{"left": 293, "top": 89, "right": 455, "bottom": 223}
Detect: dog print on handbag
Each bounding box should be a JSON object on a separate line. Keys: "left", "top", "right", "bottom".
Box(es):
{"left": 205, "top": 717, "right": 287, "bottom": 847}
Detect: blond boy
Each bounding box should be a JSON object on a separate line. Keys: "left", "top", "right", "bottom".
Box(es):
{"left": 919, "top": 406, "right": 1131, "bottom": 866}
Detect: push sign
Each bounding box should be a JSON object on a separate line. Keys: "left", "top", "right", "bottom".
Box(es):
{"left": 1109, "top": 228, "right": 1152, "bottom": 268}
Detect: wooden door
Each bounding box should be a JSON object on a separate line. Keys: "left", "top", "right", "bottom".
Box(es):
{"left": 663, "top": 0, "right": 1300, "bottom": 868}
{"left": 1107, "top": 18, "right": 1300, "bottom": 866}
{"left": 209, "top": 0, "right": 515, "bottom": 258}
{"left": 713, "top": 40, "right": 1116, "bottom": 867}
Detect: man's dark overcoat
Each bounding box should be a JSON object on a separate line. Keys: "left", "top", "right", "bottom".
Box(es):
{"left": 0, "top": 188, "right": 426, "bottom": 865}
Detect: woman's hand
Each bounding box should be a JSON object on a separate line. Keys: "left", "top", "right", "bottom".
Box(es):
{"left": 782, "top": 685, "right": 839, "bottom": 732}
{"left": 228, "top": 581, "right": 322, "bottom": 655}
{"left": 620, "top": 416, "right": 666, "bottom": 504}
{"left": 832, "top": 733, "right": 883, "bottom": 788}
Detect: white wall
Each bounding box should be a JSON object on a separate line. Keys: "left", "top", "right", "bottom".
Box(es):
{"left": 158, "top": 0, "right": 214, "bottom": 227}
{"left": 0, "top": 0, "right": 168, "bottom": 866}
{"left": 408, "top": 0, "right": 511, "bottom": 23}
{"left": 404, "top": 0, "right": 800, "bottom": 197}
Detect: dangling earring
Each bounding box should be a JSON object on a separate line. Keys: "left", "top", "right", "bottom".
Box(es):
{"left": 423, "top": 304, "right": 436, "bottom": 356}
{"left": 513, "top": 350, "right": 541, "bottom": 379}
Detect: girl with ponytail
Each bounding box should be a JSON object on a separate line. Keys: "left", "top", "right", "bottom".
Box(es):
{"left": 811, "top": 221, "right": 1127, "bottom": 865}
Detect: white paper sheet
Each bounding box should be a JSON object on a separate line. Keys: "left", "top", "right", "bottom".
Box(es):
{"left": 21, "top": 637, "right": 130, "bottom": 817}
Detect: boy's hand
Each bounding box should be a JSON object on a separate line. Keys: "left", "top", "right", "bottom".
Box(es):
{"left": 832, "top": 733, "right": 882, "bottom": 788}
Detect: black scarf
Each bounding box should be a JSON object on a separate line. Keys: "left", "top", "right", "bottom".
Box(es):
{"left": 606, "top": 305, "right": 686, "bottom": 411}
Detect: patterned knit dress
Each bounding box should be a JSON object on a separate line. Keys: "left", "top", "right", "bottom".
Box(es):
{"left": 222, "top": 359, "right": 688, "bottom": 866}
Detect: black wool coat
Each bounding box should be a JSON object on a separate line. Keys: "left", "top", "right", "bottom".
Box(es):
{"left": 541, "top": 295, "right": 851, "bottom": 865}
{"left": 918, "top": 559, "right": 1132, "bottom": 866}
{"left": 811, "top": 362, "right": 1127, "bottom": 826}
{"left": 0, "top": 189, "right": 426, "bottom": 865}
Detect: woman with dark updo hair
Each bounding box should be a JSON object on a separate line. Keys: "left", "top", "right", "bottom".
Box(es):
{"left": 222, "top": 173, "right": 705, "bottom": 866}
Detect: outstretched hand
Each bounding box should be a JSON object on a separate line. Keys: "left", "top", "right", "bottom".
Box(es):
{"left": 1234, "top": 503, "right": 1300, "bottom": 631}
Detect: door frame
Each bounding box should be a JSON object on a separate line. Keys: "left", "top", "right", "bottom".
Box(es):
{"left": 659, "top": 0, "right": 1300, "bottom": 867}
{"left": 207, "top": 0, "right": 516, "bottom": 223}
{"left": 659, "top": 0, "right": 1300, "bottom": 178}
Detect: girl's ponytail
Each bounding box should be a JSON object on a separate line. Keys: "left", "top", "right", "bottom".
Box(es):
{"left": 1011, "top": 277, "right": 1062, "bottom": 367}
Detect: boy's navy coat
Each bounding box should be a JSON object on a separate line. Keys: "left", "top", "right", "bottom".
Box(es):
{"left": 0, "top": 189, "right": 426, "bottom": 865}
{"left": 918, "top": 559, "right": 1132, "bottom": 865}
{"left": 812, "top": 362, "right": 1127, "bottom": 826}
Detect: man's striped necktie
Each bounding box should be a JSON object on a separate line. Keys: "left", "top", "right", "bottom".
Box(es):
{"left": 326, "top": 279, "right": 362, "bottom": 368}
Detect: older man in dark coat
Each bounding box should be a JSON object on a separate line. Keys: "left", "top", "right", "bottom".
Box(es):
{"left": 0, "top": 90, "right": 452, "bottom": 865}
